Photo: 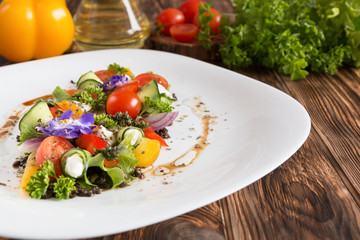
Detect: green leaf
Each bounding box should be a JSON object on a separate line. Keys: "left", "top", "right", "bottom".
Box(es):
{"left": 52, "top": 86, "right": 71, "bottom": 102}
{"left": 140, "top": 96, "right": 172, "bottom": 117}
{"left": 107, "top": 63, "right": 129, "bottom": 75}
{"left": 19, "top": 124, "right": 45, "bottom": 144}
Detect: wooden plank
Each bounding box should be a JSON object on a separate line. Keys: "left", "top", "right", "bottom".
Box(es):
{"left": 222, "top": 130, "right": 360, "bottom": 239}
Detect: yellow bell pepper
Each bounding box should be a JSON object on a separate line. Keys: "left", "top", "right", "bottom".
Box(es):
{"left": 0, "top": 0, "right": 74, "bottom": 62}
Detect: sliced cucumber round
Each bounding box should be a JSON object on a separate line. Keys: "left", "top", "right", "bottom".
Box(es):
{"left": 78, "top": 79, "right": 101, "bottom": 90}
{"left": 60, "top": 148, "right": 90, "bottom": 179}
{"left": 19, "top": 100, "right": 53, "bottom": 131}
{"left": 77, "top": 71, "right": 102, "bottom": 87}
{"left": 117, "top": 127, "right": 144, "bottom": 147}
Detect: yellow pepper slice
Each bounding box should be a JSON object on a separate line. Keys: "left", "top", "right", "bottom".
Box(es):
{"left": 56, "top": 100, "right": 83, "bottom": 119}
{"left": 20, "top": 152, "right": 40, "bottom": 190}
{"left": 0, "top": 0, "right": 74, "bottom": 62}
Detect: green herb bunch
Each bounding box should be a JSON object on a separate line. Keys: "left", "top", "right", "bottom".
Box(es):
{"left": 200, "top": 0, "right": 360, "bottom": 80}
{"left": 26, "top": 161, "right": 76, "bottom": 200}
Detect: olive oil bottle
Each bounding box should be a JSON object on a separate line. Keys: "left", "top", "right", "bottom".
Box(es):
{"left": 74, "top": 0, "right": 150, "bottom": 50}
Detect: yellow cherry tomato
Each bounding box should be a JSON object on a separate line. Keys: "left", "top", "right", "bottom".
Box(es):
{"left": 134, "top": 138, "right": 160, "bottom": 167}
{"left": 0, "top": 0, "right": 74, "bottom": 62}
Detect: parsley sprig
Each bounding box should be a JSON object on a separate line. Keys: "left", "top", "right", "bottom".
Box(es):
{"left": 72, "top": 85, "right": 107, "bottom": 110}
{"left": 26, "top": 161, "right": 76, "bottom": 200}
{"left": 108, "top": 63, "right": 129, "bottom": 75}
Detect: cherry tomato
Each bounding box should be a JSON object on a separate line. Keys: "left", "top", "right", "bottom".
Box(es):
{"left": 114, "top": 80, "right": 140, "bottom": 93}
{"left": 94, "top": 70, "right": 116, "bottom": 82}
{"left": 157, "top": 8, "right": 185, "bottom": 36}
{"left": 49, "top": 106, "right": 63, "bottom": 118}
{"left": 35, "top": 136, "right": 74, "bottom": 177}
{"left": 75, "top": 133, "right": 107, "bottom": 155}
{"left": 134, "top": 138, "right": 160, "bottom": 167}
{"left": 106, "top": 91, "right": 141, "bottom": 118}
{"left": 170, "top": 23, "right": 199, "bottom": 42}
{"left": 134, "top": 73, "right": 169, "bottom": 89}
{"left": 179, "top": 0, "right": 205, "bottom": 23}
{"left": 193, "top": 8, "right": 222, "bottom": 34}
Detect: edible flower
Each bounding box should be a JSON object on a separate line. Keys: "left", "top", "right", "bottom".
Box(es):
{"left": 100, "top": 74, "right": 130, "bottom": 92}
{"left": 36, "top": 110, "right": 95, "bottom": 139}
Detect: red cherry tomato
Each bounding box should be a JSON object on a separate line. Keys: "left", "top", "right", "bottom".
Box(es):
{"left": 114, "top": 80, "right": 140, "bottom": 93}
{"left": 179, "top": 0, "right": 205, "bottom": 23}
{"left": 170, "top": 23, "right": 199, "bottom": 42}
{"left": 157, "top": 8, "right": 185, "bottom": 36}
{"left": 94, "top": 70, "right": 116, "bottom": 82}
{"left": 106, "top": 91, "right": 141, "bottom": 118}
{"left": 193, "top": 8, "right": 222, "bottom": 34}
{"left": 75, "top": 133, "right": 107, "bottom": 155}
{"left": 36, "top": 136, "right": 74, "bottom": 177}
{"left": 134, "top": 73, "right": 169, "bottom": 89}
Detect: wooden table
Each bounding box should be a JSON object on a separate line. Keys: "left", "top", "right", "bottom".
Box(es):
{"left": 1, "top": 0, "right": 360, "bottom": 239}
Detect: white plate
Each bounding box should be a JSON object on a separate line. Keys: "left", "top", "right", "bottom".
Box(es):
{"left": 0, "top": 49, "right": 310, "bottom": 239}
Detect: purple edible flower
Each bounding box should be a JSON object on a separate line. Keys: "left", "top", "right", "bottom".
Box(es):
{"left": 36, "top": 110, "right": 95, "bottom": 139}
{"left": 100, "top": 74, "right": 130, "bottom": 92}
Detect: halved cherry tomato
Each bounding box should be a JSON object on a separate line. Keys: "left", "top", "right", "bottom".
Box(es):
{"left": 36, "top": 136, "right": 74, "bottom": 177}
{"left": 114, "top": 80, "right": 140, "bottom": 93}
{"left": 193, "top": 8, "right": 222, "bottom": 34}
{"left": 94, "top": 70, "right": 116, "bottom": 82}
{"left": 170, "top": 23, "right": 199, "bottom": 42}
{"left": 142, "top": 125, "right": 168, "bottom": 147}
{"left": 134, "top": 73, "right": 169, "bottom": 89}
{"left": 49, "top": 106, "right": 63, "bottom": 118}
{"left": 75, "top": 133, "right": 107, "bottom": 155}
{"left": 134, "top": 138, "right": 160, "bottom": 167}
{"left": 179, "top": 0, "right": 205, "bottom": 23}
{"left": 157, "top": 8, "right": 185, "bottom": 36}
{"left": 106, "top": 91, "right": 142, "bottom": 118}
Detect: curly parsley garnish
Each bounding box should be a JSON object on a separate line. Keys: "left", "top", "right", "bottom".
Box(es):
{"left": 26, "top": 161, "right": 76, "bottom": 200}
{"left": 72, "top": 85, "right": 107, "bottom": 110}
{"left": 108, "top": 63, "right": 129, "bottom": 75}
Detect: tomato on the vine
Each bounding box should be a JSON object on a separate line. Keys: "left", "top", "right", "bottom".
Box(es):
{"left": 170, "top": 23, "right": 199, "bottom": 42}
{"left": 193, "top": 8, "right": 222, "bottom": 34}
{"left": 134, "top": 73, "right": 169, "bottom": 89}
{"left": 179, "top": 0, "right": 205, "bottom": 23}
{"left": 157, "top": 8, "right": 185, "bottom": 36}
{"left": 35, "top": 136, "right": 74, "bottom": 177}
{"left": 106, "top": 91, "right": 141, "bottom": 118}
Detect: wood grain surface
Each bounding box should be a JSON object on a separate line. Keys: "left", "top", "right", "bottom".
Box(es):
{"left": 1, "top": 0, "right": 360, "bottom": 239}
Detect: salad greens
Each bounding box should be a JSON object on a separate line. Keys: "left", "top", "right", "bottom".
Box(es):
{"left": 26, "top": 161, "right": 76, "bottom": 200}
{"left": 200, "top": 0, "right": 360, "bottom": 80}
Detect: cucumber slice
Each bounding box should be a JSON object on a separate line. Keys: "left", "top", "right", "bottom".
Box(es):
{"left": 77, "top": 71, "right": 102, "bottom": 87}
{"left": 18, "top": 100, "right": 53, "bottom": 131}
{"left": 137, "top": 79, "right": 160, "bottom": 103}
{"left": 60, "top": 148, "right": 90, "bottom": 179}
{"left": 117, "top": 127, "right": 144, "bottom": 147}
{"left": 78, "top": 79, "right": 101, "bottom": 90}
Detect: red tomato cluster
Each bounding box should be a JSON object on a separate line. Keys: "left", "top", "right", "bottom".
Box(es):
{"left": 157, "top": 0, "right": 221, "bottom": 43}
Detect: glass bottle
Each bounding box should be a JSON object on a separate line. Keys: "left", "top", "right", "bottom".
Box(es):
{"left": 73, "top": 0, "right": 150, "bottom": 50}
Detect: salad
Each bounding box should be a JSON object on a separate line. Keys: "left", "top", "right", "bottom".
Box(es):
{"left": 16, "top": 63, "right": 178, "bottom": 200}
